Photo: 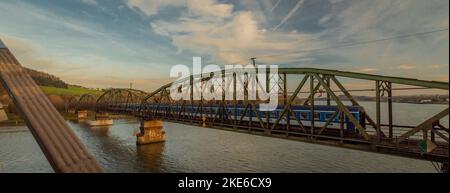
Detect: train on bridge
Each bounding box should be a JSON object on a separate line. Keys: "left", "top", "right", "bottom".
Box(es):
{"left": 135, "top": 104, "right": 365, "bottom": 132}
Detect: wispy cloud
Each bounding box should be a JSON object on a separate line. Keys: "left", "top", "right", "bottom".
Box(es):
{"left": 1, "top": 35, "right": 60, "bottom": 70}
{"left": 272, "top": 0, "right": 305, "bottom": 32}
{"left": 81, "top": 0, "right": 97, "bottom": 6}
{"left": 126, "top": 0, "right": 233, "bottom": 17}
{"left": 145, "top": 0, "right": 322, "bottom": 65}
{"left": 270, "top": 0, "right": 282, "bottom": 12}
{"left": 357, "top": 68, "right": 378, "bottom": 73}
{"left": 431, "top": 64, "right": 448, "bottom": 69}
{"left": 397, "top": 64, "right": 416, "bottom": 70}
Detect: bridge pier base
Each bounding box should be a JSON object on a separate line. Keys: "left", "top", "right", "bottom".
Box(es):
{"left": 88, "top": 112, "right": 113, "bottom": 127}
{"left": 67, "top": 109, "right": 76, "bottom": 114}
{"left": 77, "top": 110, "right": 88, "bottom": 119}
{"left": 0, "top": 103, "right": 8, "bottom": 122}
{"left": 136, "top": 120, "right": 166, "bottom": 145}
{"left": 441, "top": 162, "right": 449, "bottom": 173}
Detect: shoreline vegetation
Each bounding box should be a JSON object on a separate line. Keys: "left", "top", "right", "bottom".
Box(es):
{"left": 0, "top": 113, "right": 136, "bottom": 127}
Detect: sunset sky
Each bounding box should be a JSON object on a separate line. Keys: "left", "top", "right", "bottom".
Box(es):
{"left": 0, "top": 0, "right": 448, "bottom": 92}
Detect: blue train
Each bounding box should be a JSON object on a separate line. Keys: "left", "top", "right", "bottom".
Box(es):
{"left": 136, "top": 104, "right": 366, "bottom": 132}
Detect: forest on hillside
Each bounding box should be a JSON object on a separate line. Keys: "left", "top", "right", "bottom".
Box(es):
{"left": 23, "top": 67, "right": 68, "bottom": 88}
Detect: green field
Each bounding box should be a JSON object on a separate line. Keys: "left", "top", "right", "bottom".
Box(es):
{"left": 40, "top": 86, "right": 103, "bottom": 96}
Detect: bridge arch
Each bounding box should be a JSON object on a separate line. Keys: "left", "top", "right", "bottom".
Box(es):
{"left": 77, "top": 94, "right": 97, "bottom": 111}
{"left": 139, "top": 75, "right": 215, "bottom": 117}
{"left": 96, "top": 88, "right": 147, "bottom": 114}
{"left": 66, "top": 96, "right": 79, "bottom": 111}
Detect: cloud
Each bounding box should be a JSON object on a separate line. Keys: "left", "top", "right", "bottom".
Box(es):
{"left": 357, "top": 68, "right": 378, "bottom": 73}
{"left": 308, "top": 0, "right": 449, "bottom": 79}
{"left": 186, "top": 0, "right": 233, "bottom": 17}
{"left": 318, "top": 14, "right": 332, "bottom": 25}
{"left": 1, "top": 35, "right": 60, "bottom": 70}
{"left": 272, "top": 0, "right": 305, "bottom": 32}
{"left": 63, "top": 75, "right": 174, "bottom": 91}
{"left": 145, "top": 0, "right": 323, "bottom": 65}
{"left": 151, "top": 10, "right": 321, "bottom": 64}
{"left": 270, "top": 0, "right": 282, "bottom": 12}
{"left": 431, "top": 64, "right": 448, "bottom": 69}
{"left": 333, "top": 0, "right": 449, "bottom": 41}
{"left": 81, "top": 0, "right": 97, "bottom": 5}
{"left": 129, "top": 0, "right": 448, "bottom": 75}
{"left": 397, "top": 64, "right": 416, "bottom": 70}
{"left": 126, "top": 0, "right": 233, "bottom": 17}
{"left": 126, "top": 0, "right": 184, "bottom": 16}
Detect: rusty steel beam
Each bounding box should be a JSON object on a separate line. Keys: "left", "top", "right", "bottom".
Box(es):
{"left": 396, "top": 108, "right": 449, "bottom": 143}
{"left": 330, "top": 76, "right": 386, "bottom": 137}
{"left": 276, "top": 68, "right": 449, "bottom": 90}
{"left": 271, "top": 75, "right": 309, "bottom": 130}
{"left": 0, "top": 45, "right": 102, "bottom": 173}
{"left": 376, "top": 81, "right": 381, "bottom": 142}
{"left": 386, "top": 82, "right": 394, "bottom": 139}
{"left": 314, "top": 74, "right": 371, "bottom": 140}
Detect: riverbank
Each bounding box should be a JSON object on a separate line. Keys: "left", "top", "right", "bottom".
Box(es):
{"left": 0, "top": 112, "right": 136, "bottom": 127}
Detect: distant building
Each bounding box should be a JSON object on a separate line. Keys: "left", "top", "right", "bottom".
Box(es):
{"left": 419, "top": 99, "right": 433, "bottom": 104}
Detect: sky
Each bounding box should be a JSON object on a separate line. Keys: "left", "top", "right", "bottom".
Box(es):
{"left": 0, "top": 0, "right": 448, "bottom": 92}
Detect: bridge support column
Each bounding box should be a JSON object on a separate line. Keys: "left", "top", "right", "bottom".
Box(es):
{"left": 88, "top": 112, "right": 113, "bottom": 127}
{"left": 0, "top": 103, "right": 8, "bottom": 122}
{"left": 77, "top": 110, "right": 88, "bottom": 119}
{"left": 442, "top": 162, "right": 449, "bottom": 173}
{"left": 202, "top": 114, "right": 206, "bottom": 127}
{"left": 67, "top": 109, "right": 76, "bottom": 114}
{"left": 136, "top": 120, "right": 166, "bottom": 145}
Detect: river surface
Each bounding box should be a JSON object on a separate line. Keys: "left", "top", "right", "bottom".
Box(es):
{"left": 0, "top": 102, "right": 448, "bottom": 173}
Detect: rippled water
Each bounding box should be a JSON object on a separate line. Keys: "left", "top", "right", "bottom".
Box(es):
{"left": 0, "top": 102, "right": 447, "bottom": 173}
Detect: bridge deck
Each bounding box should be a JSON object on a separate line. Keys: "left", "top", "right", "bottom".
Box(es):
{"left": 0, "top": 46, "right": 102, "bottom": 172}
{"left": 93, "top": 103, "right": 448, "bottom": 162}
{"left": 143, "top": 106, "right": 448, "bottom": 162}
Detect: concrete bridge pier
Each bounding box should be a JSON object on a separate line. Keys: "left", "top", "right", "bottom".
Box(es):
{"left": 77, "top": 110, "right": 88, "bottom": 119}
{"left": 67, "top": 109, "right": 76, "bottom": 114}
{"left": 442, "top": 162, "right": 449, "bottom": 173}
{"left": 136, "top": 120, "right": 166, "bottom": 145}
{"left": 87, "top": 112, "right": 113, "bottom": 127}
{"left": 0, "top": 103, "right": 8, "bottom": 122}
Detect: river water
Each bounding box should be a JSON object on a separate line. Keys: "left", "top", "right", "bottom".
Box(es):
{"left": 0, "top": 102, "right": 448, "bottom": 173}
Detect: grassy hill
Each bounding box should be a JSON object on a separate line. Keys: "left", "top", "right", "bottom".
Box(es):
{"left": 40, "top": 85, "right": 102, "bottom": 96}
{"left": 0, "top": 67, "right": 103, "bottom": 97}
{"left": 21, "top": 67, "right": 103, "bottom": 96}
{"left": 1, "top": 67, "right": 103, "bottom": 113}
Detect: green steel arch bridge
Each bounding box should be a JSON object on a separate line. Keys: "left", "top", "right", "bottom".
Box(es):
{"left": 1, "top": 40, "right": 449, "bottom": 173}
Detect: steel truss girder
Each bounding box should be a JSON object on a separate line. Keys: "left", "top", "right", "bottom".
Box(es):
{"left": 396, "top": 108, "right": 449, "bottom": 143}
{"left": 314, "top": 74, "right": 371, "bottom": 140}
